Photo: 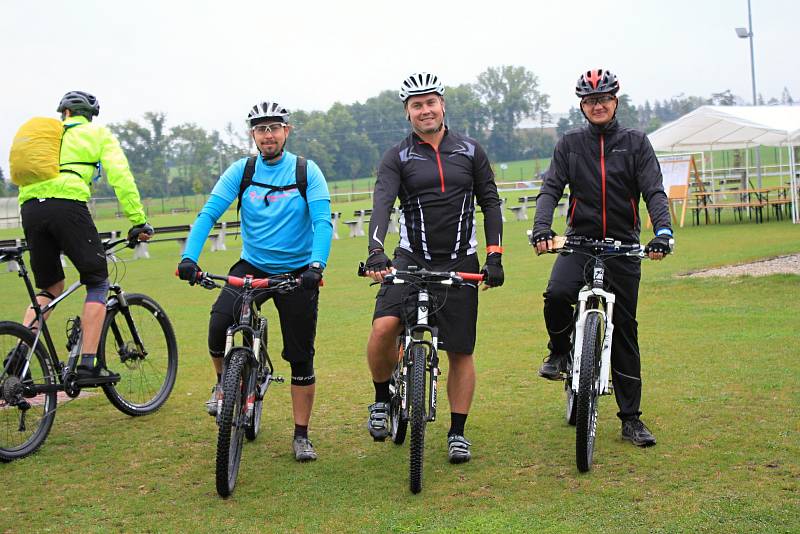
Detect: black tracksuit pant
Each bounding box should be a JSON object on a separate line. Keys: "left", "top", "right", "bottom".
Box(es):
{"left": 543, "top": 252, "right": 643, "bottom": 421}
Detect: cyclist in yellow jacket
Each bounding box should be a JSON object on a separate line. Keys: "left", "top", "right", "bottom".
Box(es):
{"left": 14, "top": 90, "right": 153, "bottom": 382}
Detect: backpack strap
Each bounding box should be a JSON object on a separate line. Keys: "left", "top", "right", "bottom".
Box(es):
{"left": 58, "top": 123, "right": 101, "bottom": 179}
{"left": 237, "top": 155, "right": 309, "bottom": 215}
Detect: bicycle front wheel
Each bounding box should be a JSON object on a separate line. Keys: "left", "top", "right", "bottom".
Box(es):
{"left": 0, "top": 322, "right": 57, "bottom": 462}
{"left": 99, "top": 294, "right": 178, "bottom": 416}
{"left": 216, "top": 349, "right": 248, "bottom": 498}
{"left": 575, "top": 313, "right": 602, "bottom": 472}
{"left": 409, "top": 343, "right": 427, "bottom": 494}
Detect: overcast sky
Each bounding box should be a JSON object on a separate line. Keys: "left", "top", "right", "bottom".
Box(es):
{"left": 3, "top": 0, "right": 799, "bottom": 174}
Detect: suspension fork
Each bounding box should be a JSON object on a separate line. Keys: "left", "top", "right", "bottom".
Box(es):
{"left": 105, "top": 286, "right": 147, "bottom": 361}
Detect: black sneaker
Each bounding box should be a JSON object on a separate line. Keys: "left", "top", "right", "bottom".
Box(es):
{"left": 538, "top": 353, "right": 567, "bottom": 380}
{"left": 75, "top": 365, "right": 120, "bottom": 384}
{"left": 621, "top": 418, "right": 657, "bottom": 447}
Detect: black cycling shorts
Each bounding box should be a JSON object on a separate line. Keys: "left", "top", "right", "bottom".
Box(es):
{"left": 373, "top": 248, "right": 479, "bottom": 355}
{"left": 208, "top": 259, "right": 319, "bottom": 364}
{"left": 20, "top": 198, "right": 108, "bottom": 289}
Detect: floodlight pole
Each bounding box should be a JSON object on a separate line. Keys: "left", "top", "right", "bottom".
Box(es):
{"left": 737, "top": 0, "right": 762, "bottom": 188}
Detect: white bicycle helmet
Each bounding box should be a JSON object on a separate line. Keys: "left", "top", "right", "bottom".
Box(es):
{"left": 247, "top": 101, "right": 290, "bottom": 126}
{"left": 399, "top": 72, "right": 445, "bottom": 102}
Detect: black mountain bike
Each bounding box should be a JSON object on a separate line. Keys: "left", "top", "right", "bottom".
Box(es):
{"left": 531, "top": 234, "right": 666, "bottom": 472}
{"left": 360, "top": 264, "right": 483, "bottom": 493}
{"left": 193, "top": 271, "right": 299, "bottom": 498}
{"left": 0, "top": 238, "right": 178, "bottom": 462}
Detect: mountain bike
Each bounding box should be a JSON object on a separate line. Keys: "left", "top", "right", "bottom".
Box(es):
{"left": 192, "top": 271, "right": 303, "bottom": 498}
{"left": 359, "top": 263, "right": 483, "bottom": 493}
{"left": 0, "top": 237, "right": 178, "bottom": 462}
{"left": 529, "top": 233, "right": 666, "bottom": 472}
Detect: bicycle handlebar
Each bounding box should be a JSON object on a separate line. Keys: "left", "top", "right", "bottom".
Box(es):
{"left": 357, "top": 262, "right": 485, "bottom": 284}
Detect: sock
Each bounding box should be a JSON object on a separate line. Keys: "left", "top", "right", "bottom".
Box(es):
{"left": 80, "top": 353, "right": 96, "bottom": 367}
{"left": 373, "top": 380, "right": 391, "bottom": 403}
{"left": 449, "top": 412, "right": 468, "bottom": 437}
{"left": 294, "top": 424, "right": 308, "bottom": 439}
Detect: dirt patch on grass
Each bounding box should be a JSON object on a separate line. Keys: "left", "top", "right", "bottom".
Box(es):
{"left": 681, "top": 254, "right": 800, "bottom": 278}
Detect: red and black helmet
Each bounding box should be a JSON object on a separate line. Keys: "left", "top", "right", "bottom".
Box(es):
{"left": 575, "top": 69, "right": 620, "bottom": 97}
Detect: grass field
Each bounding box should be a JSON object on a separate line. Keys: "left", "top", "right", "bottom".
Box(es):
{"left": 0, "top": 207, "right": 798, "bottom": 533}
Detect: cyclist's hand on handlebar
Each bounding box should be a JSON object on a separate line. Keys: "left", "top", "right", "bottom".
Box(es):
{"left": 177, "top": 258, "right": 202, "bottom": 285}
{"left": 645, "top": 235, "right": 672, "bottom": 261}
{"left": 300, "top": 264, "right": 324, "bottom": 290}
{"left": 127, "top": 222, "right": 154, "bottom": 247}
{"left": 364, "top": 248, "right": 392, "bottom": 283}
{"left": 531, "top": 228, "right": 557, "bottom": 255}
{"left": 481, "top": 253, "right": 504, "bottom": 289}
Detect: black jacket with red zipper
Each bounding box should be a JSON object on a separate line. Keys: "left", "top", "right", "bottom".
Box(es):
{"left": 369, "top": 128, "right": 503, "bottom": 261}
{"left": 534, "top": 118, "right": 671, "bottom": 243}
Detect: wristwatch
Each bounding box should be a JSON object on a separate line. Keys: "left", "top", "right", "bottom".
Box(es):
{"left": 309, "top": 262, "right": 323, "bottom": 270}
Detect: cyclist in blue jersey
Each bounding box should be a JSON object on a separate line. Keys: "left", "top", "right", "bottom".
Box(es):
{"left": 177, "top": 101, "right": 332, "bottom": 462}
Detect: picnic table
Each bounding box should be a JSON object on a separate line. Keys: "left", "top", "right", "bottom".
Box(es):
{"left": 344, "top": 209, "right": 371, "bottom": 237}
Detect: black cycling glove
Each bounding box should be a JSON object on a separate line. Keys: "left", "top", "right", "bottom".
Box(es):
{"left": 300, "top": 265, "right": 324, "bottom": 290}
{"left": 177, "top": 258, "right": 202, "bottom": 285}
{"left": 531, "top": 228, "right": 556, "bottom": 246}
{"left": 128, "top": 222, "right": 154, "bottom": 243}
{"left": 364, "top": 248, "right": 391, "bottom": 273}
{"left": 646, "top": 235, "right": 673, "bottom": 255}
{"left": 481, "top": 253, "right": 504, "bottom": 287}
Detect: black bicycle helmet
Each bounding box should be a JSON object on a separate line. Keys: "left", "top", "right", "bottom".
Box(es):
{"left": 247, "top": 101, "right": 290, "bottom": 126}
{"left": 575, "top": 69, "right": 620, "bottom": 97}
{"left": 57, "top": 90, "right": 100, "bottom": 117}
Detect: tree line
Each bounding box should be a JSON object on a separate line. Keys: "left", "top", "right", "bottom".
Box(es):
{"left": 0, "top": 67, "right": 795, "bottom": 198}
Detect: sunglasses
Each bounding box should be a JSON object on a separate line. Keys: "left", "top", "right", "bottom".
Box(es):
{"left": 251, "top": 122, "right": 286, "bottom": 134}
{"left": 581, "top": 95, "right": 616, "bottom": 107}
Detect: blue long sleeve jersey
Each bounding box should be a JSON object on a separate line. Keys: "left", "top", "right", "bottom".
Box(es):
{"left": 182, "top": 151, "right": 333, "bottom": 273}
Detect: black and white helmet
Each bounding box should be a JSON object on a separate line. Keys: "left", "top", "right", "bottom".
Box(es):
{"left": 399, "top": 72, "right": 445, "bottom": 102}
{"left": 246, "top": 101, "right": 290, "bottom": 126}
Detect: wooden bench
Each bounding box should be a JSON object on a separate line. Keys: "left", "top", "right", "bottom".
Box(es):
{"left": 507, "top": 196, "right": 538, "bottom": 221}
{"left": 344, "top": 209, "right": 371, "bottom": 237}
{"left": 170, "top": 207, "right": 191, "bottom": 214}
{"left": 689, "top": 190, "right": 766, "bottom": 224}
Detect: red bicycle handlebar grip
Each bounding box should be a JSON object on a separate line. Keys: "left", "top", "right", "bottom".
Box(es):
{"left": 458, "top": 272, "right": 485, "bottom": 282}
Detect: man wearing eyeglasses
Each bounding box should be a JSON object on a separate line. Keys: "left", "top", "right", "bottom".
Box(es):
{"left": 177, "top": 101, "right": 332, "bottom": 462}
{"left": 362, "top": 72, "right": 504, "bottom": 464}
{"left": 530, "top": 69, "right": 672, "bottom": 447}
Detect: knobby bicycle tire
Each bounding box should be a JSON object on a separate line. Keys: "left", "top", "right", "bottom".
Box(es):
{"left": 576, "top": 313, "right": 602, "bottom": 472}
{"left": 100, "top": 294, "right": 178, "bottom": 416}
{"left": 216, "top": 349, "right": 248, "bottom": 498}
{"left": 409, "top": 343, "right": 427, "bottom": 494}
{"left": 390, "top": 358, "right": 408, "bottom": 445}
{"left": 0, "top": 321, "right": 57, "bottom": 462}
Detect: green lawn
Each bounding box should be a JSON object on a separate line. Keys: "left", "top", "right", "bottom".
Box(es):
{"left": 0, "top": 213, "right": 798, "bottom": 533}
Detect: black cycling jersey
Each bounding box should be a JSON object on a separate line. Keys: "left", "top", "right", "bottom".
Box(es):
{"left": 369, "top": 128, "right": 502, "bottom": 260}
{"left": 534, "top": 119, "right": 672, "bottom": 242}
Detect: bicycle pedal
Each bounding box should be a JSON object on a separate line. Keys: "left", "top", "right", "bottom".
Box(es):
{"left": 271, "top": 375, "right": 285, "bottom": 383}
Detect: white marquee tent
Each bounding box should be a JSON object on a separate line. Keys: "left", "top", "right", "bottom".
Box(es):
{"left": 648, "top": 105, "right": 800, "bottom": 223}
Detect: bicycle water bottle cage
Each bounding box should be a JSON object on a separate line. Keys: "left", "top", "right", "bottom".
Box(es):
{"left": 65, "top": 316, "right": 81, "bottom": 351}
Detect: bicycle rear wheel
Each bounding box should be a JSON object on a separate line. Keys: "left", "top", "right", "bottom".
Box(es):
{"left": 99, "top": 294, "right": 178, "bottom": 416}
{"left": 409, "top": 343, "right": 427, "bottom": 494}
{"left": 0, "top": 322, "right": 57, "bottom": 462}
{"left": 575, "top": 313, "right": 602, "bottom": 472}
{"left": 216, "top": 349, "right": 249, "bottom": 497}
{"left": 564, "top": 352, "right": 576, "bottom": 426}
{"left": 390, "top": 358, "right": 408, "bottom": 445}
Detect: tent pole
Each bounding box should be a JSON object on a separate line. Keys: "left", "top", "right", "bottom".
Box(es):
{"left": 792, "top": 148, "right": 797, "bottom": 223}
